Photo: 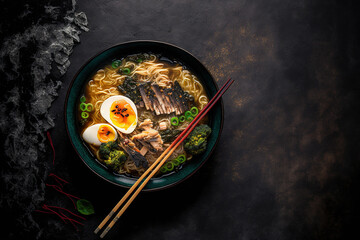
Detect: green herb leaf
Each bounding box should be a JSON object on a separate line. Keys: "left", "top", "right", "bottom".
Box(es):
{"left": 76, "top": 199, "right": 95, "bottom": 215}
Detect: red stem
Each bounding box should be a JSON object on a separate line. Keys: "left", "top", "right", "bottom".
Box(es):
{"left": 34, "top": 209, "right": 53, "bottom": 214}
{"left": 37, "top": 205, "right": 85, "bottom": 230}
{"left": 54, "top": 178, "right": 64, "bottom": 188}
{"left": 36, "top": 171, "right": 87, "bottom": 230}
{"left": 42, "top": 205, "right": 67, "bottom": 224}
{"left": 48, "top": 205, "right": 86, "bottom": 220}
{"left": 45, "top": 183, "right": 80, "bottom": 208}
{"left": 48, "top": 173, "right": 69, "bottom": 184}
{"left": 59, "top": 211, "right": 84, "bottom": 225}
{"left": 57, "top": 211, "right": 82, "bottom": 231}
{"left": 47, "top": 131, "right": 56, "bottom": 165}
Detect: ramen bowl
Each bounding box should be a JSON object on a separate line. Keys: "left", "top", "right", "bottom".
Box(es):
{"left": 65, "top": 40, "right": 223, "bottom": 191}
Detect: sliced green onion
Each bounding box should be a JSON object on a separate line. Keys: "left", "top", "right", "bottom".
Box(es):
{"left": 121, "top": 68, "right": 131, "bottom": 75}
{"left": 184, "top": 111, "right": 192, "bottom": 120}
{"left": 185, "top": 110, "right": 192, "bottom": 116}
{"left": 190, "top": 106, "right": 199, "bottom": 117}
{"left": 136, "top": 58, "right": 143, "bottom": 63}
{"left": 160, "top": 166, "right": 168, "bottom": 173}
{"left": 171, "top": 117, "right": 179, "bottom": 126}
{"left": 85, "top": 103, "right": 93, "bottom": 112}
{"left": 165, "top": 162, "right": 174, "bottom": 171}
{"left": 80, "top": 96, "right": 86, "bottom": 103}
{"left": 80, "top": 102, "right": 87, "bottom": 111}
{"left": 111, "top": 60, "right": 122, "bottom": 69}
{"left": 177, "top": 154, "right": 186, "bottom": 163}
{"left": 81, "top": 112, "right": 89, "bottom": 119}
{"left": 179, "top": 115, "right": 186, "bottom": 123}
{"left": 187, "top": 116, "right": 194, "bottom": 121}
{"left": 172, "top": 158, "right": 180, "bottom": 166}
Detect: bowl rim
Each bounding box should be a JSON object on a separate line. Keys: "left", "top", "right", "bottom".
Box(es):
{"left": 64, "top": 40, "right": 224, "bottom": 191}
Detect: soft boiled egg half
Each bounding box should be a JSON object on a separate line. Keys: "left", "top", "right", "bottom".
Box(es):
{"left": 100, "top": 95, "right": 137, "bottom": 134}
{"left": 82, "top": 123, "right": 117, "bottom": 146}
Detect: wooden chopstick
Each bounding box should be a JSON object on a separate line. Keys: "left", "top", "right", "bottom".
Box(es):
{"left": 95, "top": 78, "right": 234, "bottom": 238}
{"left": 97, "top": 78, "right": 234, "bottom": 238}
{"left": 94, "top": 78, "right": 233, "bottom": 235}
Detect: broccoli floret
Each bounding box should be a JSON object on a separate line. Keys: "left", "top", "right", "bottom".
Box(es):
{"left": 104, "top": 150, "right": 127, "bottom": 172}
{"left": 184, "top": 124, "right": 212, "bottom": 155}
{"left": 184, "top": 137, "right": 208, "bottom": 155}
{"left": 99, "top": 141, "right": 120, "bottom": 159}
{"left": 99, "top": 141, "right": 127, "bottom": 172}
{"left": 193, "top": 124, "right": 212, "bottom": 137}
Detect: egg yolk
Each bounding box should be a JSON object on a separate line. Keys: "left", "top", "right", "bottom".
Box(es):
{"left": 97, "top": 125, "right": 116, "bottom": 143}
{"left": 109, "top": 100, "right": 136, "bottom": 130}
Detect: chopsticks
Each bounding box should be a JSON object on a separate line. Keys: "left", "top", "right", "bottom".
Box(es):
{"left": 95, "top": 78, "right": 234, "bottom": 238}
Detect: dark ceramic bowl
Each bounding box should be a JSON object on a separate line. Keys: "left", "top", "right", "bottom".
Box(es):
{"left": 65, "top": 40, "right": 223, "bottom": 191}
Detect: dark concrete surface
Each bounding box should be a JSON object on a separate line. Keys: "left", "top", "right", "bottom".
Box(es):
{"left": 3, "top": 0, "right": 360, "bottom": 239}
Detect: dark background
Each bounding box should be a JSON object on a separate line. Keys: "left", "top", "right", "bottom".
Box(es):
{"left": 1, "top": 0, "right": 360, "bottom": 239}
